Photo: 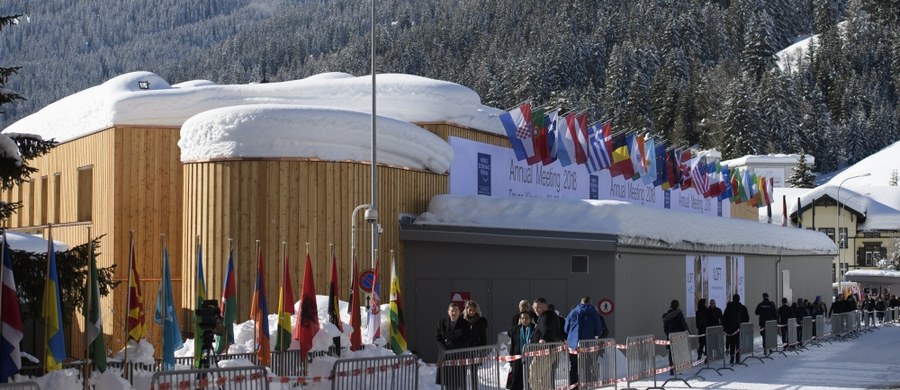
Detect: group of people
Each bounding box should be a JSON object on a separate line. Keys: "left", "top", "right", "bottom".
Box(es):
{"left": 683, "top": 294, "right": 748, "bottom": 365}
{"left": 437, "top": 296, "right": 609, "bottom": 390}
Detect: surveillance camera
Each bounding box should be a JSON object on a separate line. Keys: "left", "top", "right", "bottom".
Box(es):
{"left": 616, "top": 253, "right": 623, "bottom": 260}
{"left": 364, "top": 208, "right": 379, "bottom": 223}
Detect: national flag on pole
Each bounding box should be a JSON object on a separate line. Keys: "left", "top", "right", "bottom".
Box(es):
{"left": 499, "top": 102, "right": 537, "bottom": 163}
{"left": 797, "top": 197, "right": 803, "bottom": 228}
{"left": 546, "top": 110, "right": 565, "bottom": 164}
{"left": 705, "top": 162, "right": 723, "bottom": 198}
{"left": 216, "top": 245, "right": 237, "bottom": 354}
{"left": 719, "top": 165, "right": 733, "bottom": 201}
{"left": 389, "top": 255, "right": 406, "bottom": 355}
{"left": 193, "top": 239, "right": 207, "bottom": 367}
{"left": 642, "top": 136, "right": 657, "bottom": 186}
{"left": 690, "top": 155, "right": 709, "bottom": 197}
{"left": 126, "top": 238, "right": 145, "bottom": 342}
{"left": 348, "top": 257, "right": 362, "bottom": 351}
{"left": 154, "top": 243, "right": 182, "bottom": 371}
{"left": 1, "top": 233, "right": 23, "bottom": 383}
{"left": 627, "top": 133, "right": 643, "bottom": 181}
{"left": 43, "top": 234, "right": 66, "bottom": 372}
{"left": 782, "top": 195, "right": 787, "bottom": 227}
{"left": 84, "top": 236, "right": 106, "bottom": 371}
{"left": 544, "top": 110, "right": 560, "bottom": 165}
{"left": 586, "top": 120, "right": 612, "bottom": 173}
{"left": 295, "top": 251, "right": 320, "bottom": 356}
{"left": 250, "top": 246, "right": 270, "bottom": 366}
{"left": 609, "top": 133, "right": 634, "bottom": 178}
{"left": 653, "top": 142, "right": 667, "bottom": 187}
{"left": 678, "top": 149, "right": 694, "bottom": 190}
{"left": 366, "top": 260, "right": 381, "bottom": 344}
{"left": 275, "top": 247, "right": 295, "bottom": 352}
{"left": 570, "top": 112, "right": 590, "bottom": 164}
{"left": 531, "top": 106, "right": 549, "bottom": 165}
{"left": 327, "top": 246, "right": 343, "bottom": 354}
{"left": 662, "top": 149, "right": 678, "bottom": 190}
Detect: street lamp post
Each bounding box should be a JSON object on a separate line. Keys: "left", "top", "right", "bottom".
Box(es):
{"left": 836, "top": 173, "right": 871, "bottom": 298}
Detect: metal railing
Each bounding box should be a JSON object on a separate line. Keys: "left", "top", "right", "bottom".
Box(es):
{"left": 695, "top": 325, "right": 732, "bottom": 376}
{"left": 149, "top": 365, "right": 269, "bottom": 390}
{"left": 786, "top": 318, "right": 799, "bottom": 351}
{"left": 522, "top": 342, "right": 568, "bottom": 390}
{"left": 737, "top": 322, "right": 764, "bottom": 365}
{"left": 575, "top": 338, "right": 617, "bottom": 389}
{"left": 436, "top": 345, "right": 500, "bottom": 390}
{"left": 331, "top": 354, "right": 419, "bottom": 390}
{"left": 622, "top": 335, "right": 655, "bottom": 389}
{"left": 801, "top": 316, "right": 814, "bottom": 347}
{"left": 660, "top": 331, "right": 695, "bottom": 387}
{"left": 0, "top": 382, "right": 39, "bottom": 390}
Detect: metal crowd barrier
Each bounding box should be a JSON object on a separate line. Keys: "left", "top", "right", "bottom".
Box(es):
{"left": 575, "top": 338, "right": 617, "bottom": 389}
{"left": 737, "top": 322, "right": 765, "bottom": 365}
{"left": 522, "top": 342, "right": 568, "bottom": 390}
{"left": 622, "top": 335, "right": 655, "bottom": 390}
{"left": 436, "top": 345, "right": 499, "bottom": 390}
{"left": 801, "top": 317, "right": 814, "bottom": 347}
{"left": 814, "top": 315, "right": 826, "bottom": 344}
{"left": 763, "top": 320, "right": 784, "bottom": 357}
{"left": 786, "top": 318, "right": 799, "bottom": 351}
{"left": 149, "top": 365, "right": 269, "bottom": 390}
{"left": 660, "top": 331, "right": 696, "bottom": 387}
{"left": 834, "top": 312, "right": 847, "bottom": 338}
{"left": 332, "top": 354, "right": 419, "bottom": 390}
{"left": 695, "top": 325, "right": 732, "bottom": 376}
{"left": 0, "top": 382, "right": 39, "bottom": 390}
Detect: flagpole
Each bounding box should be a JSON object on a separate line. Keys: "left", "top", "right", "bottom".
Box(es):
{"left": 0, "top": 228, "right": 6, "bottom": 357}
{"left": 224, "top": 237, "right": 234, "bottom": 356}
{"left": 122, "top": 229, "right": 133, "bottom": 376}
{"left": 252, "top": 239, "right": 259, "bottom": 354}
{"left": 44, "top": 224, "right": 52, "bottom": 371}
{"left": 84, "top": 227, "right": 92, "bottom": 363}
{"left": 281, "top": 240, "right": 287, "bottom": 369}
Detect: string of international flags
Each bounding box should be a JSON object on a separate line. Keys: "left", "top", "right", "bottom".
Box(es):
{"left": 0, "top": 230, "right": 408, "bottom": 383}
{"left": 499, "top": 101, "right": 780, "bottom": 212}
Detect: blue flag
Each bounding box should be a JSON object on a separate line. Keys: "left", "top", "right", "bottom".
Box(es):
{"left": 155, "top": 246, "right": 182, "bottom": 370}
{"left": 43, "top": 238, "right": 66, "bottom": 372}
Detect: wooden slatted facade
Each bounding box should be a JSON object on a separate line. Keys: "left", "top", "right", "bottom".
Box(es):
{"left": 1, "top": 120, "right": 508, "bottom": 358}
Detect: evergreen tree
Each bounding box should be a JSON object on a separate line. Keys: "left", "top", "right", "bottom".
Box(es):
{"left": 889, "top": 169, "right": 898, "bottom": 186}
{"left": 721, "top": 75, "right": 762, "bottom": 159}
{"left": 787, "top": 152, "right": 817, "bottom": 188}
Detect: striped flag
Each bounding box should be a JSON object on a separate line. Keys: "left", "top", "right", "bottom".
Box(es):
{"left": 586, "top": 120, "right": 612, "bottom": 173}
{"left": 499, "top": 102, "right": 537, "bottom": 163}
{"left": 366, "top": 259, "right": 381, "bottom": 344}
{"left": 1, "top": 233, "right": 23, "bottom": 383}
{"left": 275, "top": 245, "right": 295, "bottom": 352}
{"left": 568, "top": 112, "right": 589, "bottom": 164}
{"left": 126, "top": 236, "right": 145, "bottom": 342}
{"left": 250, "top": 245, "right": 270, "bottom": 366}
{"left": 295, "top": 250, "right": 320, "bottom": 355}
{"left": 215, "top": 244, "right": 237, "bottom": 354}
{"left": 155, "top": 243, "right": 182, "bottom": 371}
{"left": 389, "top": 255, "right": 406, "bottom": 354}
{"left": 193, "top": 239, "right": 207, "bottom": 367}
{"left": 43, "top": 233, "right": 66, "bottom": 372}
{"left": 84, "top": 236, "right": 106, "bottom": 371}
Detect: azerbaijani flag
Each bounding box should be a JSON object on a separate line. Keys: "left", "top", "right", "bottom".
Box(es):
{"left": 389, "top": 256, "right": 406, "bottom": 355}
{"left": 126, "top": 237, "right": 145, "bottom": 342}
{"left": 1, "top": 232, "right": 24, "bottom": 383}
{"left": 295, "top": 251, "right": 320, "bottom": 356}
{"left": 192, "top": 239, "right": 207, "bottom": 367}
{"left": 275, "top": 247, "right": 295, "bottom": 352}
{"left": 43, "top": 233, "right": 66, "bottom": 372}
{"left": 250, "top": 245, "right": 270, "bottom": 366}
{"left": 215, "top": 244, "right": 237, "bottom": 354}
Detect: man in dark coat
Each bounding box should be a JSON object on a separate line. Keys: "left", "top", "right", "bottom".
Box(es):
{"left": 755, "top": 293, "right": 777, "bottom": 353}
{"left": 662, "top": 299, "right": 689, "bottom": 374}
{"left": 723, "top": 294, "right": 749, "bottom": 364}
{"left": 436, "top": 303, "right": 471, "bottom": 387}
{"left": 777, "top": 297, "right": 792, "bottom": 346}
{"left": 529, "top": 298, "right": 563, "bottom": 390}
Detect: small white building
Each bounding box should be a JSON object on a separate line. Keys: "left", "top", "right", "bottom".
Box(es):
{"left": 721, "top": 154, "right": 815, "bottom": 188}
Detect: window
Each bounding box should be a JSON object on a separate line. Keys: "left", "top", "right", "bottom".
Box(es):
{"left": 863, "top": 232, "right": 881, "bottom": 238}
{"left": 26, "top": 180, "right": 34, "bottom": 226}
{"left": 53, "top": 173, "right": 61, "bottom": 223}
{"left": 571, "top": 255, "right": 589, "bottom": 273}
{"left": 818, "top": 228, "right": 835, "bottom": 243}
{"left": 77, "top": 166, "right": 93, "bottom": 222}
{"left": 40, "top": 176, "right": 48, "bottom": 225}
{"left": 839, "top": 227, "right": 848, "bottom": 249}
{"left": 862, "top": 243, "right": 884, "bottom": 267}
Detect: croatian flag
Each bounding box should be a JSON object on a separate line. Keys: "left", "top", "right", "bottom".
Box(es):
{"left": 499, "top": 103, "right": 536, "bottom": 162}
{"left": 1, "top": 234, "right": 23, "bottom": 383}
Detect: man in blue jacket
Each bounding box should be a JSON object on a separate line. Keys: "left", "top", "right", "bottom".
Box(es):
{"left": 565, "top": 296, "right": 603, "bottom": 388}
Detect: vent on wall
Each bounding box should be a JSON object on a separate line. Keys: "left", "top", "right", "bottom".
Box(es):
{"left": 571, "top": 255, "right": 589, "bottom": 273}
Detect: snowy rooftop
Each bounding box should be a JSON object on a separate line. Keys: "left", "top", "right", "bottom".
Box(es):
{"left": 822, "top": 140, "right": 900, "bottom": 188}
{"left": 2, "top": 71, "right": 504, "bottom": 172}
{"left": 721, "top": 153, "right": 814, "bottom": 167}
{"left": 5, "top": 231, "right": 70, "bottom": 253}
{"left": 415, "top": 194, "right": 836, "bottom": 255}
{"left": 782, "top": 185, "right": 900, "bottom": 232}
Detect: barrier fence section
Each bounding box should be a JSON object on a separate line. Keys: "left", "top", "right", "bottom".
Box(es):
{"left": 786, "top": 318, "right": 799, "bottom": 350}
{"left": 522, "top": 342, "right": 568, "bottom": 390}
{"left": 695, "top": 325, "right": 732, "bottom": 376}
{"left": 623, "top": 335, "right": 655, "bottom": 390}
{"left": 149, "top": 365, "right": 269, "bottom": 390}
{"left": 801, "top": 317, "right": 813, "bottom": 347}
{"left": 0, "top": 382, "right": 39, "bottom": 390}
{"left": 660, "top": 331, "right": 694, "bottom": 387}
{"left": 331, "top": 354, "right": 418, "bottom": 390}
{"left": 737, "top": 322, "right": 763, "bottom": 365}
{"left": 814, "top": 315, "right": 826, "bottom": 343}
{"left": 575, "top": 338, "right": 616, "bottom": 389}
{"left": 763, "top": 320, "right": 779, "bottom": 357}
{"left": 436, "top": 345, "right": 499, "bottom": 390}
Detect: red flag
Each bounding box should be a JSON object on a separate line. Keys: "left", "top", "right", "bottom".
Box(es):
{"left": 250, "top": 245, "right": 270, "bottom": 366}
{"left": 349, "top": 257, "right": 362, "bottom": 351}
{"left": 328, "top": 248, "right": 343, "bottom": 332}
{"left": 126, "top": 239, "right": 145, "bottom": 342}
{"left": 295, "top": 252, "right": 320, "bottom": 355}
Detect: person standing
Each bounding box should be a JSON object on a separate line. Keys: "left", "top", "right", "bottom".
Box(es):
{"left": 529, "top": 297, "right": 563, "bottom": 390}
{"left": 436, "top": 303, "right": 471, "bottom": 388}
{"left": 707, "top": 299, "right": 723, "bottom": 328}
{"left": 755, "top": 293, "right": 777, "bottom": 353}
{"left": 464, "top": 300, "right": 489, "bottom": 389}
{"left": 507, "top": 311, "right": 534, "bottom": 390}
{"left": 662, "top": 299, "right": 689, "bottom": 374}
{"left": 565, "top": 296, "right": 603, "bottom": 388}
{"left": 777, "top": 297, "right": 792, "bottom": 347}
{"left": 511, "top": 299, "right": 537, "bottom": 328}
{"left": 695, "top": 299, "right": 709, "bottom": 360}
{"left": 723, "top": 294, "right": 749, "bottom": 364}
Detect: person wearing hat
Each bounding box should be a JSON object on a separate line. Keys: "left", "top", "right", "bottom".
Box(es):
{"left": 723, "top": 294, "right": 749, "bottom": 364}
{"left": 755, "top": 293, "right": 777, "bottom": 354}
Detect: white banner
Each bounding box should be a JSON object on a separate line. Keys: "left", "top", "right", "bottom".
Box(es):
{"left": 449, "top": 136, "right": 730, "bottom": 217}
{"left": 685, "top": 255, "right": 745, "bottom": 315}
